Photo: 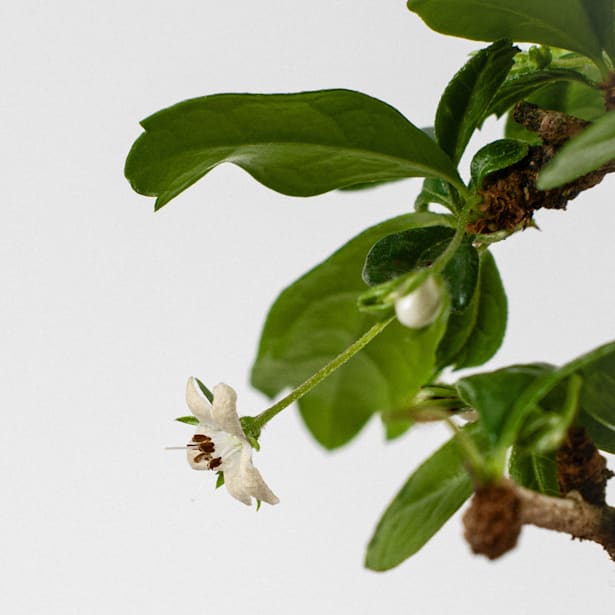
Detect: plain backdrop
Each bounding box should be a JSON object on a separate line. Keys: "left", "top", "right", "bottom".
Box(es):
{"left": 2, "top": 1, "right": 615, "bottom": 613}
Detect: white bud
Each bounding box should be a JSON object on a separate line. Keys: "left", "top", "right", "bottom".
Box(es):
{"left": 394, "top": 276, "right": 442, "bottom": 329}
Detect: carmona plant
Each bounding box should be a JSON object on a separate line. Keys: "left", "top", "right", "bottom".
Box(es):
{"left": 125, "top": 0, "right": 615, "bottom": 570}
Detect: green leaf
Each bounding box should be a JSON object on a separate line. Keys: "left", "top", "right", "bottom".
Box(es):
{"left": 365, "top": 424, "right": 486, "bottom": 571}
{"left": 176, "top": 416, "right": 199, "bottom": 426}
{"left": 250, "top": 213, "right": 452, "bottom": 450}
{"left": 195, "top": 377, "right": 214, "bottom": 403}
{"left": 456, "top": 363, "right": 554, "bottom": 446}
{"left": 579, "top": 411, "right": 615, "bottom": 453}
{"left": 470, "top": 139, "right": 529, "bottom": 189}
{"left": 362, "top": 226, "right": 454, "bottom": 286}
{"left": 582, "top": 0, "right": 615, "bottom": 61}
{"left": 414, "top": 178, "right": 455, "bottom": 212}
{"left": 500, "top": 341, "right": 615, "bottom": 452}
{"left": 435, "top": 40, "right": 518, "bottom": 163}
{"left": 125, "top": 90, "right": 463, "bottom": 210}
{"left": 537, "top": 111, "right": 615, "bottom": 189}
{"left": 522, "top": 79, "right": 606, "bottom": 122}
{"left": 362, "top": 226, "right": 479, "bottom": 313}
{"left": 449, "top": 250, "right": 507, "bottom": 369}
{"left": 486, "top": 68, "right": 595, "bottom": 118}
{"left": 509, "top": 447, "right": 559, "bottom": 495}
{"left": 575, "top": 346, "right": 615, "bottom": 444}
{"left": 407, "top": 0, "right": 604, "bottom": 66}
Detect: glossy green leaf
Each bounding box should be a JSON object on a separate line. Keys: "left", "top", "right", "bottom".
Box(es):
{"left": 406, "top": 0, "right": 604, "bottom": 66}
{"left": 470, "top": 139, "right": 529, "bottom": 189}
{"left": 456, "top": 364, "right": 554, "bottom": 446}
{"left": 538, "top": 111, "right": 615, "bottom": 189}
{"left": 365, "top": 424, "right": 485, "bottom": 571}
{"left": 250, "top": 213, "right": 452, "bottom": 450}
{"left": 449, "top": 251, "right": 507, "bottom": 369}
{"left": 362, "top": 227, "right": 479, "bottom": 313}
{"left": 125, "top": 90, "right": 463, "bottom": 210}
{"left": 486, "top": 68, "right": 594, "bottom": 119}
{"left": 435, "top": 40, "right": 518, "bottom": 163}
{"left": 509, "top": 448, "right": 559, "bottom": 495}
{"left": 362, "top": 226, "right": 454, "bottom": 286}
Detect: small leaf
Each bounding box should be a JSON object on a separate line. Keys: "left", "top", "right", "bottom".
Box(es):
{"left": 407, "top": 0, "right": 604, "bottom": 66}
{"left": 362, "top": 226, "right": 454, "bottom": 286}
{"left": 215, "top": 472, "right": 225, "bottom": 488}
{"left": 195, "top": 377, "right": 214, "bottom": 404}
{"left": 362, "top": 226, "right": 479, "bottom": 313}
{"left": 125, "top": 90, "right": 463, "bottom": 210}
{"left": 365, "top": 424, "right": 486, "bottom": 571}
{"left": 435, "top": 40, "right": 518, "bottom": 163}
{"left": 498, "top": 341, "right": 615, "bottom": 451}
{"left": 509, "top": 448, "right": 559, "bottom": 495}
{"left": 470, "top": 139, "right": 529, "bottom": 189}
{"left": 251, "top": 213, "right": 452, "bottom": 450}
{"left": 435, "top": 250, "right": 506, "bottom": 370}
{"left": 452, "top": 250, "right": 507, "bottom": 370}
{"left": 521, "top": 79, "right": 605, "bottom": 122}
{"left": 414, "top": 177, "right": 455, "bottom": 212}
{"left": 537, "top": 111, "right": 615, "bottom": 189}
{"left": 176, "top": 416, "right": 199, "bottom": 426}
{"left": 456, "top": 363, "right": 554, "bottom": 447}
{"left": 486, "top": 68, "right": 595, "bottom": 118}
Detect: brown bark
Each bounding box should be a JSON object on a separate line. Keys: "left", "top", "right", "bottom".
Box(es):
{"left": 467, "top": 102, "right": 615, "bottom": 235}
{"left": 463, "top": 479, "right": 615, "bottom": 562}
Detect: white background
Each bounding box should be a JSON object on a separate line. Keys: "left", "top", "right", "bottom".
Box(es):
{"left": 2, "top": 1, "right": 615, "bottom": 613}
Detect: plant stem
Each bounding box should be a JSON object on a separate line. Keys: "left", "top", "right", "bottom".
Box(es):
{"left": 254, "top": 316, "right": 395, "bottom": 428}
{"left": 430, "top": 198, "right": 473, "bottom": 276}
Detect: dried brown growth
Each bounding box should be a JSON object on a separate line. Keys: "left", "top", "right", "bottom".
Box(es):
{"left": 557, "top": 426, "right": 614, "bottom": 506}
{"left": 467, "top": 102, "right": 615, "bottom": 235}
{"left": 599, "top": 72, "right": 615, "bottom": 112}
{"left": 463, "top": 482, "right": 522, "bottom": 559}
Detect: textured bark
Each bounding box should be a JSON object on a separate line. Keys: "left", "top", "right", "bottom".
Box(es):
{"left": 463, "top": 479, "right": 615, "bottom": 562}
{"left": 467, "top": 101, "right": 615, "bottom": 235}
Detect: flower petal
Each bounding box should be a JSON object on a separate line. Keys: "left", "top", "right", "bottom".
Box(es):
{"left": 211, "top": 383, "right": 245, "bottom": 438}
{"left": 186, "top": 377, "right": 214, "bottom": 422}
{"left": 223, "top": 443, "right": 279, "bottom": 506}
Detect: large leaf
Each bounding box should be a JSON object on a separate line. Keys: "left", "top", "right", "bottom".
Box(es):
{"left": 435, "top": 40, "right": 518, "bottom": 163}
{"left": 450, "top": 250, "right": 507, "bottom": 369}
{"left": 407, "top": 0, "right": 604, "bottom": 66}
{"left": 250, "top": 213, "right": 452, "bottom": 449}
{"left": 537, "top": 111, "right": 615, "bottom": 189}
{"left": 125, "top": 90, "right": 463, "bottom": 210}
{"left": 365, "top": 424, "right": 485, "bottom": 571}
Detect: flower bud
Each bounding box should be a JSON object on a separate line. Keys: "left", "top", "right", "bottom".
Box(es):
{"left": 394, "top": 276, "right": 442, "bottom": 329}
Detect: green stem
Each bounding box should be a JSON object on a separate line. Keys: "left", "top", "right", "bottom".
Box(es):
{"left": 254, "top": 316, "right": 395, "bottom": 428}
{"left": 445, "top": 417, "right": 490, "bottom": 482}
{"left": 430, "top": 197, "right": 473, "bottom": 276}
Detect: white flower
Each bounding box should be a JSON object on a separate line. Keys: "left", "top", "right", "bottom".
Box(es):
{"left": 394, "top": 275, "right": 442, "bottom": 329}
{"left": 185, "top": 377, "right": 279, "bottom": 506}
